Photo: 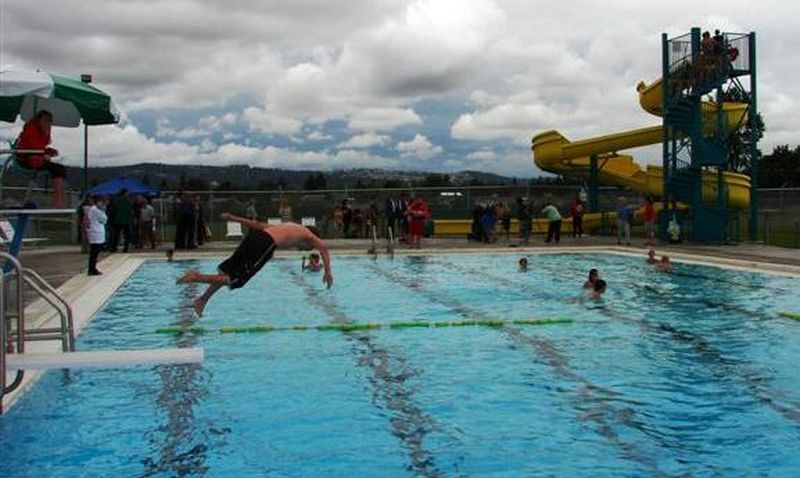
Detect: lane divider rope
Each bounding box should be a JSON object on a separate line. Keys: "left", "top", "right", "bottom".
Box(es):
{"left": 155, "top": 318, "right": 574, "bottom": 335}
{"left": 777, "top": 312, "right": 800, "bottom": 320}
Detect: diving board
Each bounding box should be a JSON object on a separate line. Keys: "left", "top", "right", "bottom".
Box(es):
{"left": 5, "top": 348, "right": 204, "bottom": 370}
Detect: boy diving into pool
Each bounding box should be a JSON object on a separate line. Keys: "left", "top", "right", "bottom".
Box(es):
{"left": 177, "top": 212, "right": 333, "bottom": 316}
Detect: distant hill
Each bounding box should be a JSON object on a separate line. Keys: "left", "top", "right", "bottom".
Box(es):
{"left": 55, "top": 163, "right": 522, "bottom": 191}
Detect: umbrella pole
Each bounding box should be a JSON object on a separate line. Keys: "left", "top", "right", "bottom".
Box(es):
{"left": 83, "top": 124, "right": 88, "bottom": 193}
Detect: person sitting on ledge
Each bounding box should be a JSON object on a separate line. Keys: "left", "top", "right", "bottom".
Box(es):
{"left": 177, "top": 212, "right": 332, "bottom": 316}
{"left": 15, "top": 110, "right": 68, "bottom": 207}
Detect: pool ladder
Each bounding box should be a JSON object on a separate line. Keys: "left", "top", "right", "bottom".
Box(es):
{"left": 367, "top": 224, "right": 395, "bottom": 255}
{"left": 0, "top": 251, "right": 75, "bottom": 413}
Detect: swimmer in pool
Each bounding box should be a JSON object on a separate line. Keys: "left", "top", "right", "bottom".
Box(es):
{"left": 177, "top": 212, "right": 333, "bottom": 316}
{"left": 303, "top": 253, "right": 322, "bottom": 272}
{"left": 583, "top": 268, "right": 599, "bottom": 288}
{"left": 655, "top": 255, "right": 672, "bottom": 272}
{"left": 646, "top": 249, "right": 657, "bottom": 264}
{"left": 588, "top": 279, "right": 607, "bottom": 300}
{"left": 518, "top": 257, "right": 529, "bottom": 272}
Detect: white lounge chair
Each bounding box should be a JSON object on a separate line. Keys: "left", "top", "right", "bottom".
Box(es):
{"left": 0, "top": 219, "right": 48, "bottom": 248}
{"left": 267, "top": 217, "right": 282, "bottom": 226}
{"left": 225, "top": 221, "right": 243, "bottom": 239}
{"left": 301, "top": 217, "right": 317, "bottom": 227}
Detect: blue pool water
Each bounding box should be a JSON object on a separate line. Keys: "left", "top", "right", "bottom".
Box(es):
{"left": 2, "top": 252, "right": 800, "bottom": 477}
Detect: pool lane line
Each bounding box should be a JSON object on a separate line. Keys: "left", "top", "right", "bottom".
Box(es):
{"left": 143, "top": 279, "right": 219, "bottom": 477}
{"left": 154, "top": 318, "right": 574, "bottom": 335}
{"left": 280, "top": 265, "right": 445, "bottom": 478}
{"left": 448, "top": 260, "right": 800, "bottom": 427}
{"left": 367, "top": 262, "right": 674, "bottom": 478}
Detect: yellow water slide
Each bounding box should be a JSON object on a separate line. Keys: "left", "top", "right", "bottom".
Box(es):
{"left": 531, "top": 77, "right": 751, "bottom": 222}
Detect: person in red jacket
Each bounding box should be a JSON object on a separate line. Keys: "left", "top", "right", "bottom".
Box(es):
{"left": 643, "top": 196, "right": 657, "bottom": 246}
{"left": 15, "top": 110, "right": 68, "bottom": 207}
{"left": 405, "top": 197, "right": 431, "bottom": 249}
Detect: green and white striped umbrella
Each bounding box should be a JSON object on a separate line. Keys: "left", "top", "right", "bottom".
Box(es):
{"left": 0, "top": 69, "right": 119, "bottom": 127}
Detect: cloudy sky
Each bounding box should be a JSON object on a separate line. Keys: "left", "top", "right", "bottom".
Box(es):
{"left": 0, "top": 0, "right": 795, "bottom": 177}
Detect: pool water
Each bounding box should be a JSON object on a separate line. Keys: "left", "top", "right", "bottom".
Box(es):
{"left": 2, "top": 252, "right": 800, "bottom": 477}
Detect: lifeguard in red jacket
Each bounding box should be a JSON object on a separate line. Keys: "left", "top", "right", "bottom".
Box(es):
{"left": 15, "top": 110, "right": 68, "bottom": 207}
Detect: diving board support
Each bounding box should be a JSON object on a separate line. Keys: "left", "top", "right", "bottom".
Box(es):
{"left": 5, "top": 348, "right": 204, "bottom": 370}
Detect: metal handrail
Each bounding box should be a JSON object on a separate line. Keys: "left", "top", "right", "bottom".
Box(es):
{"left": 0, "top": 252, "right": 25, "bottom": 402}
{"left": 22, "top": 268, "right": 74, "bottom": 351}
{"left": 0, "top": 253, "right": 75, "bottom": 410}
{"left": 1, "top": 253, "right": 26, "bottom": 354}
{"left": 387, "top": 225, "right": 395, "bottom": 254}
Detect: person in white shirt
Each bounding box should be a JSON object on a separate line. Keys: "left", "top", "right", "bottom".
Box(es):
{"left": 87, "top": 195, "right": 108, "bottom": 276}
{"left": 140, "top": 197, "right": 157, "bottom": 249}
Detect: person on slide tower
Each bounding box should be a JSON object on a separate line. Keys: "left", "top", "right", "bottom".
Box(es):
{"left": 177, "top": 212, "right": 333, "bottom": 316}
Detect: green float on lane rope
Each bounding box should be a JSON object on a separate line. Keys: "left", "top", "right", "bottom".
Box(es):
{"left": 155, "top": 317, "right": 573, "bottom": 335}
{"left": 777, "top": 312, "right": 800, "bottom": 321}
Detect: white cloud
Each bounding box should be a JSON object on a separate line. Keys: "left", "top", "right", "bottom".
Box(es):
{"left": 242, "top": 107, "right": 303, "bottom": 136}
{"left": 346, "top": 108, "right": 423, "bottom": 132}
{"left": 307, "top": 131, "right": 333, "bottom": 141}
{"left": 339, "top": 132, "right": 391, "bottom": 149}
{"left": 396, "top": 134, "right": 443, "bottom": 160}
{"left": 3, "top": 0, "right": 799, "bottom": 177}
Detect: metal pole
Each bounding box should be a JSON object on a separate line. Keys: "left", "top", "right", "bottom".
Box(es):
{"left": 0, "top": 271, "right": 6, "bottom": 411}
{"left": 661, "top": 32, "right": 670, "bottom": 243}
{"left": 589, "top": 154, "right": 599, "bottom": 213}
{"left": 748, "top": 32, "right": 759, "bottom": 241}
{"left": 80, "top": 74, "right": 92, "bottom": 194}
{"left": 83, "top": 124, "right": 88, "bottom": 193}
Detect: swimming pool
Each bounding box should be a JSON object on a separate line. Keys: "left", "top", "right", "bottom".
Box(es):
{"left": 2, "top": 252, "right": 800, "bottom": 477}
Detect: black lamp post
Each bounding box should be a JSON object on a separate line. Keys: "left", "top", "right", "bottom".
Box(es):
{"left": 80, "top": 74, "right": 92, "bottom": 194}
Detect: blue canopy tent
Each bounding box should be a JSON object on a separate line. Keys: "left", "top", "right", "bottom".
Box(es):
{"left": 87, "top": 176, "right": 160, "bottom": 197}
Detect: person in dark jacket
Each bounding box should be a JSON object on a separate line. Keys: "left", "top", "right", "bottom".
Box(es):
{"left": 109, "top": 189, "right": 134, "bottom": 252}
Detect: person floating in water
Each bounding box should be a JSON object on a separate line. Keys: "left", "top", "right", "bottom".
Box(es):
{"left": 583, "top": 268, "right": 599, "bottom": 289}
{"left": 646, "top": 249, "right": 657, "bottom": 264}
{"left": 588, "top": 279, "right": 607, "bottom": 300}
{"left": 177, "top": 212, "right": 333, "bottom": 316}
{"left": 655, "top": 255, "right": 672, "bottom": 272}
{"left": 303, "top": 253, "right": 322, "bottom": 272}
{"left": 518, "top": 257, "right": 529, "bottom": 272}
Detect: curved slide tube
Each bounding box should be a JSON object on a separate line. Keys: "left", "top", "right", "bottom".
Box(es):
{"left": 531, "top": 75, "right": 751, "bottom": 231}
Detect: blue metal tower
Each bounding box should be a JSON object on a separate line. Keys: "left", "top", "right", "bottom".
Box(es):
{"left": 661, "top": 27, "right": 758, "bottom": 243}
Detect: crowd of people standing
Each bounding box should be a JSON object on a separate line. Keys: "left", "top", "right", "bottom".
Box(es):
{"left": 78, "top": 189, "right": 161, "bottom": 275}
{"left": 173, "top": 192, "right": 209, "bottom": 250}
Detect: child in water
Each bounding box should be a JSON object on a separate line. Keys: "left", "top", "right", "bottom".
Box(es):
{"left": 588, "top": 279, "right": 607, "bottom": 300}
{"left": 583, "top": 268, "right": 599, "bottom": 288}
{"left": 655, "top": 255, "right": 672, "bottom": 272}
{"left": 303, "top": 253, "right": 322, "bottom": 272}
{"left": 646, "top": 249, "right": 657, "bottom": 264}
{"left": 166, "top": 249, "right": 175, "bottom": 262}
{"left": 518, "top": 257, "right": 529, "bottom": 272}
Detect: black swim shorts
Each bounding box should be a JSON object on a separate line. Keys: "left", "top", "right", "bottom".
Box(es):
{"left": 218, "top": 230, "right": 276, "bottom": 289}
